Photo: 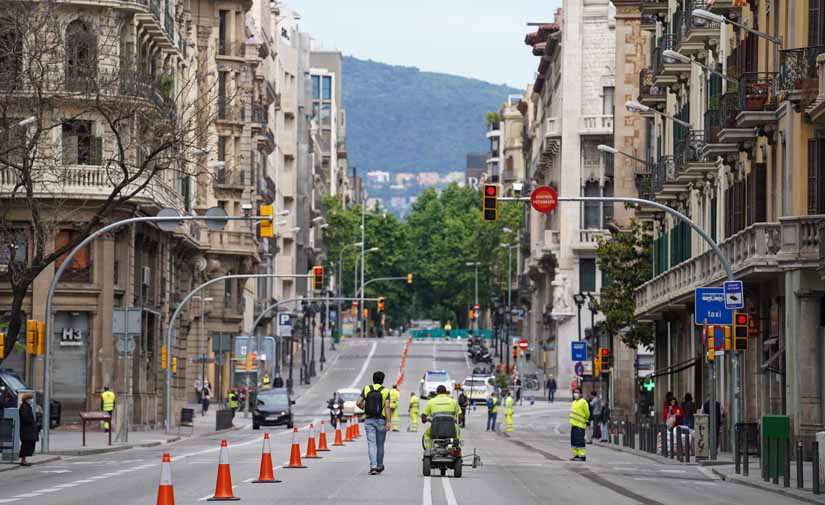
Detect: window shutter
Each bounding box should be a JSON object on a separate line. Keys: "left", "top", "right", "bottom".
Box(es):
{"left": 810, "top": 0, "right": 824, "bottom": 46}
{"left": 754, "top": 163, "right": 767, "bottom": 222}
{"left": 710, "top": 196, "right": 717, "bottom": 242}
{"left": 62, "top": 134, "right": 78, "bottom": 166}
{"left": 810, "top": 139, "right": 819, "bottom": 214}
{"left": 89, "top": 136, "right": 103, "bottom": 166}
{"left": 819, "top": 138, "right": 825, "bottom": 214}
{"left": 747, "top": 168, "right": 756, "bottom": 226}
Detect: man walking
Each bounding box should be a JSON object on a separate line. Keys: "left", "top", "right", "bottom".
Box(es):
{"left": 546, "top": 376, "right": 557, "bottom": 402}
{"left": 504, "top": 390, "right": 514, "bottom": 433}
{"left": 569, "top": 387, "right": 589, "bottom": 461}
{"left": 408, "top": 392, "right": 420, "bottom": 432}
{"left": 101, "top": 386, "right": 115, "bottom": 433}
{"left": 227, "top": 389, "right": 239, "bottom": 417}
{"left": 486, "top": 392, "right": 499, "bottom": 431}
{"left": 356, "top": 371, "right": 392, "bottom": 475}
{"left": 389, "top": 385, "right": 401, "bottom": 432}
{"left": 587, "top": 391, "right": 602, "bottom": 443}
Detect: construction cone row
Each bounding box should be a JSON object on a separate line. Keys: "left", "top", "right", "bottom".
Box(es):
{"left": 252, "top": 433, "right": 281, "bottom": 483}
{"left": 318, "top": 421, "right": 330, "bottom": 452}
{"left": 354, "top": 420, "right": 360, "bottom": 438}
{"left": 285, "top": 427, "right": 307, "bottom": 468}
{"left": 155, "top": 453, "right": 175, "bottom": 505}
{"left": 345, "top": 418, "right": 354, "bottom": 442}
{"left": 305, "top": 423, "right": 322, "bottom": 459}
{"left": 207, "top": 440, "right": 240, "bottom": 501}
{"left": 333, "top": 423, "right": 344, "bottom": 446}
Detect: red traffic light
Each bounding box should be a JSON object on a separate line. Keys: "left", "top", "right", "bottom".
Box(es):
{"left": 313, "top": 266, "right": 323, "bottom": 275}
{"left": 735, "top": 314, "right": 747, "bottom": 325}
{"left": 485, "top": 185, "right": 497, "bottom": 196}
{"left": 600, "top": 348, "right": 609, "bottom": 357}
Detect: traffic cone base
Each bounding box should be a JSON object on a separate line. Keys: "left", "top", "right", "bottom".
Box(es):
{"left": 207, "top": 440, "right": 240, "bottom": 501}
{"left": 252, "top": 433, "right": 281, "bottom": 483}
{"left": 305, "top": 424, "right": 322, "bottom": 459}
{"left": 318, "top": 431, "right": 331, "bottom": 451}
{"left": 284, "top": 428, "right": 307, "bottom": 468}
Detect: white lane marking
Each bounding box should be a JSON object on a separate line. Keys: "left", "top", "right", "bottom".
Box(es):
{"left": 40, "top": 469, "right": 71, "bottom": 474}
{"left": 33, "top": 488, "right": 61, "bottom": 493}
{"left": 422, "top": 476, "right": 432, "bottom": 505}
{"left": 198, "top": 485, "right": 238, "bottom": 501}
{"left": 441, "top": 477, "right": 458, "bottom": 505}
{"left": 348, "top": 342, "right": 378, "bottom": 389}
{"left": 659, "top": 469, "right": 687, "bottom": 474}
{"left": 54, "top": 483, "right": 79, "bottom": 488}
{"left": 73, "top": 479, "right": 94, "bottom": 483}
{"left": 12, "top": 494, "right": 42, "bottom": 498}
{"left": 0, "top": 499, "right": 18, "bottom": 503}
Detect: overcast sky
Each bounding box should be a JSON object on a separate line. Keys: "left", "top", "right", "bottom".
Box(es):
{"left": 284, "top": 1, "right": 562, "bottom": 89}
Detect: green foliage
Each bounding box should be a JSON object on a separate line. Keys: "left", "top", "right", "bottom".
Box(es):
{"left": 486, "top": 111, "right": 501, "bottom": 125}
{"left": 593, "top": 220, "right": 654, "bottom": 348}
{"left": 342, "top": 56, "right": 519, "bottom": 173}
{"left": 159, "top": 73, "right": 175, "bottom": 98}
{"left": 321, "top": 185, "right": 522, "bottom": 329}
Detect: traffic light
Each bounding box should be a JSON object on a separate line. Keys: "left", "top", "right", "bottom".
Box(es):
{"left": 599, "top": 347, "right": 610, "bottom": 372}
{"left": 351, "top": 303, "right": 358, "bottom": 316}
{"left": 469, "top": 309, "right": 475, "bottom": 321}
{"left": 512, "top": 344, "right": 519, "bottom": 360}
{"left": 594, "top": 355, "right": 601, "bottom": 378}
{"left": 36, "top": 321, "right": 46, "bottom": 356}
{"left": 245, "top": 352, "right": 254, "bottom": 372}
{"left": 0, "top": 332, "right": 5, "bottom": 358}
{"left": 161, "top": 344, "right": 168, "bottom": 369}
{"left": 26, "top": 320, "right": 36, "bottom": 355}
{"left": 643, "top": 379, "right": 655, "bottom": 392}
{"left": 312, "top": 265, "right": 324, "bottom": 291}
{"left": 407, "top": 273, "right": 413, "bottom": 285}
{"left": 259, "top": 204, "right": 274, "bottom": 238}
{"left": 733, "top": 312, "right": 749, "bottom": 351}
{"left": 171, "top": 357, "right": 177, "bottom": 374}
{"left": 363, "top": 308, "right": 369, "bottom": 319}
{"left": 482, "top": 184, "right": 499, "bottom": 221}
{"left": 377, "top": 297, "right": 385, "bottom": 313}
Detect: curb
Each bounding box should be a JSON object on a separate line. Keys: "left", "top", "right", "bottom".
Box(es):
{"left": 711, "top": 468, "right": 825, "bottom": 505}
{"left": 596, "top": 440, "right": 698, "bottom": 466}
{"left": 47, "top": 436, "right": 183, "bottom": 456}
{"left": 0, "top": 456, "right": 61, "bottom": 473}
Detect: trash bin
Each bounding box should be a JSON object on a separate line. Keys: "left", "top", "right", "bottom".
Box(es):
{"left": 762, "top": 415, "right": 790, "bottom": 479}
{"left": 332, "top": 330, "right": 341, "bottom": 344}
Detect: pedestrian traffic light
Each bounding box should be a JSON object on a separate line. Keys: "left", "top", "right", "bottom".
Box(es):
{"left": 407, "top": 273, "right": 413, "bottom": 284}
{"left": 259, "top": 204, "right": 274, "bottom": 238}
{"left": 312, "top": 265, "right": 324, "bottom": 291}
{"left": 733, "top": 312, "right": 749, "bottom": 351}
{"left": 482, "top": 184, "right": 499, "bottom": 221}
{"left": 26, "top": 320, "right": 36, "bottom": 355}
{"left": 171, "top": 357, "right": 177, "bottom": 374}
{"left": 36, "top": 321, "right": 46, "bottom": 356}
{"left": 377, "top": 297, "right": 385, "bottom": 313}
{"left": 161, "top": 344, "right": 168, "bottom": 369}
{"left": 599, "top": 347, "right": 610, "bottom": 372}
{"left": 643, "top": 379, "right": 655, "bottom": 392}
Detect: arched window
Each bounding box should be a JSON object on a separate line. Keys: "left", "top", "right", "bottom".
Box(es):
{"left": 0, "top": 19, "right": 21, "bottom": 89}
{"left": 65, "top": 19, "right": 97, "bottom": 91}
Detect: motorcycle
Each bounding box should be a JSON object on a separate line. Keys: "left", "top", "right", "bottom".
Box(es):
{"left": 327, "top": 399, "right": 343, "bottom": 428}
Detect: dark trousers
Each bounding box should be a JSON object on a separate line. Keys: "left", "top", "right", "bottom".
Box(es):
{"left": 201, "top": 399, "right": 210, "bottom": 415}
{"left": 486, "top": 412, "right": 497, "bottom": 431}
{"left": 548, "top": 390, "right": 555, "bottom": 402}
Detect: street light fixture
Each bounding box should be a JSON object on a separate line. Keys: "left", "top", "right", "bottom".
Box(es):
{"left": 207, "top": 161, "right": 225, "bottom": 169}
{"left": 625, "top": 101, "right": 692, "bottom": 128}
{"left": 692, "top": 9, "right": 782, "bottom": 45}
{"left": 17, "top": 116, "right": 36, "bottom": 127}
{"left": 662, "top": 49, "right": 739, "bottom": 84}
{"left": 312, "top": 216, "right": 325, "bottom": 224}
{"left": 598, "top": 144, "right": 652, "bottom": 167}
{"left": 319, "top": 223, "right": 330, "bottom": 229}
{"left": 573, "top": 293, "right": 587, "bottom": 343}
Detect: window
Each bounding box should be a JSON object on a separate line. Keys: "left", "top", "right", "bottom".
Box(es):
{"left": 710, "top": 195, "right": 717, "bottom": 243}
{"left": 0, "top": 20, "right": 21, "bottom": 89}
{"left": 65, "top": 20, "right": 97, "bottom": 91}
{"left": 579, "top": 258, "right": 596, "bottom": 292}
{"left": 62, "top": 120, "right": 101, "bottom": 165}
{"left": 217, "top": 136, "right": 226, "bottom": 162}
{"left": 583, "top": 180, "right": 601, "bottom": 229}
{"left": 602, "top": 178, "right": 614, "bottom": 225}
{"left": 602, "top": 87, "right": 614, "bottom": 115}
{"left": 55, "top": 229, "right": 91, "bottom": 283}
{"left": 0, "top": 230, "right": 26, "bottom": 280}
{"left": 322, "top": 76, "right": 332, "bottom": 100}
{"left": 748, "top": 163, "right": 767, "bottom": 224}
{"left": 218, "top": 72, "right": 227, "bottom": 118}
{"left": 811, "top": 0, "right": 825, "bottom": 47}
{"left": 808, "top": 137, "right": 825, "bottom": 214}
{"left": 224, "top": 276, "right": 233, "bottom": 308}
{"left": 218, "top": 10, "right": 228, "bottom": 55}
{"left": 312, "top": 75, "right": 320, "bottom": 100}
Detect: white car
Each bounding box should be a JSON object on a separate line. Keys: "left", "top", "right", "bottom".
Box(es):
{"left": 462, "top": 376, "right": 492, "bottom": 405}
{"left": 335, "top": 388, "right": 364, "bottom": 418}
{"left": 420, "top": 370, "right": 453, "bottom": 399}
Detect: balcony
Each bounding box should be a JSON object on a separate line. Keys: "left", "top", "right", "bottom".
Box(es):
{"left": 779, "top": 45, "right": 825, "bottom": 111}
{"left": 674, "top": 130, "right": 714, "bottom": 179}
{"left": 717, "top": 91, "right": 756, "bottom": 146}
{"left": 653, "top": 34, "right": 691, "bottom": 86}
{"left": 736, "top": 72, "right": 778, "bottom": 128}
{"left": 251, "top": 103, "right": 268, "bottom": 125}
{"left": 640, "top": 11, "right": 662, "bottom": 31}
{"left": 486, "top": 122, "right": 501, "bottom": 138}
{"left": 502, "top": 168, "right": 516, "bottom": 182}
{"left": 541, "top": 229, "right": 561, "bottom": 252}
{"left": 256, "top": 127, "right": 275, "bottom": 153}
{"left": 636, "top": 217, "right": 823, "bottom": 318}
{"left": 638, "top": 68, "right": 667, "bottom": 107}
{"left": 579, "top": 114, "right": 613, "bottom": 135}
{"left": 572, "top": 229, "right": 607, "bottom": 252}
{"left": 200, "top": 228, "right": 259, "bottom": 258}
{"left": 650, "top": 156, "right": 679, "bottom": 201}
{"left": 809, "top": 55, "right": 825, "bottom": 123}
{"left": 679, "top": 0, "right": 721, "bottom": 50}
{"left": 545, "top": 117, "right": 561, "bottom": 138}
{"left": 134, "top": 0, "right": 177, "bottom": 52}
{"left": 216, "top": 99, "right": 243, "bottom": 124}
{"left": 640, "top": 0, "right": 667, "bottom": 31}
{"left": 214, "top": 169, "right": 254, "bottom": 189}
{"left": 218, "top": 41, "right": 246, "bottom": 59}
{"left": 703, "top": 109, "right": 736, "bottom": 158}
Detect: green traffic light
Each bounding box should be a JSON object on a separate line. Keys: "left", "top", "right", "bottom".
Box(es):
{"left": 643, "top": 380, "right": 655, "bottom": 392}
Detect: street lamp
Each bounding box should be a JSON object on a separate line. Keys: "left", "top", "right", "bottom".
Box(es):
{"left": 573, "top": 293, "right": 587, "bottom": 343}
{"left": 662, "top": 49, "right": 738, "bottom": 84}
{"left": 193, "top": 296, "right": 214, "bottom": 408}
{"left": 597, "top": 144, "right": 652, "bottom": 167}
{"left": 465, "top": 261, "right": 482, "bottom": 332}
{"left": 207, "top": 161, "right": 225, "bottom": 169}
{"left": 357, "top": 246, "right": 380, "bottom": 337}
{"left": 692, "top": 9, "right": 782, "bottom": 45}
{"left": 625, "top": 101, "right": 692, "bottom": 128}
{"left": 500, "top": 243, "right": 517, "bottom": 373}
{"left": 17, "top": 116, "right": 36, "bottom": 127}
{"left": 312, "top": 216, "right": 325, "bottom": 224}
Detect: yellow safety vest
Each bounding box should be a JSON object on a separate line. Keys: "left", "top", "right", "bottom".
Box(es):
{"left": 101, "top": 390, "right": 116, "bottom": 412}
{"left": 390, "top": 388, "right": 400, "bottom": 409}
{"left": 489, "top": 396, "right": 499, "bottom": 414}
{"left": 409, "top": 395, "right": 420, "bottom": 412}
{"left": 504, "top": 396, "right": 514, "bottom": 415}
{"left": 569, "top": 398, "right": 590, "bottom": 429}
{"left": 422, "top": 394, "right": 460, "bottom": 420}
{"left": 228, "top": 393, "right": 238, "bottom": 409}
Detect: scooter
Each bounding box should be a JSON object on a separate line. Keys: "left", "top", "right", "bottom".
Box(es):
{"left": 327, "top": 400, "right": 343, "bottom": 428}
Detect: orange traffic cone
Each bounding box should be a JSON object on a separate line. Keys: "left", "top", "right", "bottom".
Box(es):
{"left": 305, "top": 423, "right": 322, "bottom": 459}
{"left": 345, "top": 419, "right": 354, "bottom": 442}
{"left": 252, "top": 433, "right": 281, "bottom": 483}
{"left": 207, "top": 440, "right": 240, "bottom": 501}
{"left": 333, "top": 423, "right": 344, "bottom": 446}
{"left": 155, "top": 453, "right": 175, "bottom": 505}
{"left": 284, "top": 427, "right": 306, "bottom": 469}
{"left": 318, "top": 420, "right": 331, "bottom": 452}
{"left": 354, "top": 420, "right": 361, "bottom": 438}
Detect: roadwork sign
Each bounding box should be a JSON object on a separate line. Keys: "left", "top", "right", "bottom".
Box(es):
{"left": 694, "top": 288, "right": 733, "bottom": 326}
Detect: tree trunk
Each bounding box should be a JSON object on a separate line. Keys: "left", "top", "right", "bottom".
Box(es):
{"left": 2, "top": 284, "right": 28, "bottom": 362}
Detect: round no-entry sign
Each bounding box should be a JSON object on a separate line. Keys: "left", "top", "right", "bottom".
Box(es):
{"left": 518, "top": 339, "right": 529, "bottom": 350}
{"left": 530, "top": 185, "right": 558, "bottom": 213}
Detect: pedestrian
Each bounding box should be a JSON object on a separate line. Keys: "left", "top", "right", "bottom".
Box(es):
{"left": 486, "top": 391, "right": 499, "bottom": 431}
{"left": 227, "top": 389, "right": 239, "bottom": 417}
{"left": 389, "top": 384, "right": 401, "bottom": 432}
{"left": 356, "top": 371, "right": 392, "bottom": 475}
{"left": 570, "top": 378, "right": 579, "bottom": 396}
{"left": 514, "top": 377, "right": 523, "bottom": 406}
{"left": 569, "top": 387, "right": 590, "bottom": 461}
{"left": 546, "top": 375, "right": 557, "bottom": 403}
{"left": 18, "top": 392, "right": 37, "bottom": 466}
{"left": 408, "top": 392, "right": 420, "bottom": 432}
{"left": 665, "top": 397, "right": 684, "bottom": 428}
{"left": 587, "top": 391, "right": 602, "bottom": 443}
{"left": 599, "top": 399, "right": 610, "bottom": 442}
{"left": 457, "top": 387, "right": 469, "bottom": 428}
{"left": 201, "top": 384, "right": 211, "bottom": 416}
{"left": 682, "top": 393, "right": 695, "bottom": 430}
{"left": 662, "top": 391, "right": 674, "bottom": 423}
{"left": 504, "top": 390, "right": 514, "bottom": 433}
{"left": 101, "top": 386, "right": 115, "bottom": 433}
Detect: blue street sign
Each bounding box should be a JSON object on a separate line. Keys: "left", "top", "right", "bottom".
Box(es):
{"left": 694, "top": 288, "right": 733, "bottom": 326}
{"left": 572, "top": 341, "right": 587, "bottom": 362}
{"left": 723, "top": 281, "right": 744, "bottom": 309}
{"left": 574, "top": 361, "right": 584, "bottom": 377}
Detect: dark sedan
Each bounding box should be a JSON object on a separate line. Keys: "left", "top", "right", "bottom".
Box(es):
{"left": 252, "top": 388, "right": 294, "bottom": 430}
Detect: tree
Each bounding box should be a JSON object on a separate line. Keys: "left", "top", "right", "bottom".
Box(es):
{"left": 0, "top": 1, "right": 214, "bottom": 360}
{"left": 593, "top": 219, "right": 654, "bottom": 348}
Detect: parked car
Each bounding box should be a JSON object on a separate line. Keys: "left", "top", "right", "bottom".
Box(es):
{"left": 334, "top": 388, "right": 364, "bottom": 419}
{"left": 252, "top": 388, "right": 294, "bottom": 430}
{"left": 0, "top": 368, "right": 61, "bottom": 428}
{"left": 462, "top": 376, "right": 490, "bottom": 405}
{"left": 419, "top": 370, "right": 453, "bottom": 399}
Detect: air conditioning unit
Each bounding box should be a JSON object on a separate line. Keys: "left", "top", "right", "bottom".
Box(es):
{"left": 142, "top": 266, "right": 152, "bottom": 286}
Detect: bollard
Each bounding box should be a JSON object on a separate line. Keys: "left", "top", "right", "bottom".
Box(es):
{"left": 735, "top": 430, "right": 741, "bottom": 474}
{"left": 797, "top": 440, "right": 804, "bottom": 489}
{"left": 772, "top": 437, "right": 779, "bottom": 485}
{"left": 743, "top": 429, "right": 749, "bottom": 477}
{"left": 676, "top": 427, "right": 684, "bottom": 463}
{"left": 683, "top": 428, "right": 690, "bottom": 464}
{"left": 814, "top": 441, "right": 821, "bottom": 495}
{"left": 784, "top": 438, "right": 790, "bottom": 488}
{"left": 670, "top": 426, "right": 675, "bottom": 459}
{"left": 762, "top": 436, "right": 769, "bottom": 482}
{"left": 661, "top": 425, "right": 668, "bottom": 458}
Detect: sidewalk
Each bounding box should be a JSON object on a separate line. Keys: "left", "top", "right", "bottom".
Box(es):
{"left": 711, "top": 460, "right": 825, "bottom": 505}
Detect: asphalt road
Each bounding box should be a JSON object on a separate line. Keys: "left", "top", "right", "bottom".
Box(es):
{"left": 0, "top": 338, "right": 810, "bottom": 505}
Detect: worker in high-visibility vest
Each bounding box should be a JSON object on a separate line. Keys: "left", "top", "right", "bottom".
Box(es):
{"left": 389, "top": 385, "right": 401, "bottom": 432}
{"left": 227, "top": 389, "right": 239, "bottom": 417}
{"left": 261, "top": 375, "right": 272, "bottom": 390}
{"left": 569, "top": 387, "right": 590, "bottom": 461}
{"left": 101, "top": 386, "right": 116, "bottom": 433}
{"left": 408, "top": 392, "right": 420, "bottom": 432}
{"left": 504, "top": 390, "right": 515, "bottom": 433}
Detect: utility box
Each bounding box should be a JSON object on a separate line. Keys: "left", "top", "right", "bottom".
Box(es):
{"left": 1, "top": 408, "right": 19, "bottom": 462}
{"left": 761, "top": 415, "right": 790, "bottom": 478}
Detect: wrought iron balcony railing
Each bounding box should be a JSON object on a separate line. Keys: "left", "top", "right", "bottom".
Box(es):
{"left": 738, "top": 72, "right": 778, "bottom": 112}
{"left": 651, "top": 156, "right": 675, "bottom": 194}
{"left": 704, "top": 109, "right": 722, "bottom": 144}
{"left": 639, "top": 68, "right": 667, "bottom": 100}
{"left": 779, "top": 45, "right": 825, "bottom": 109}
{"left": 720, "top": 92, "right": 740, "bottom": 129}
{"left": 674, "top": 130, "right": 706, "bottom": 172}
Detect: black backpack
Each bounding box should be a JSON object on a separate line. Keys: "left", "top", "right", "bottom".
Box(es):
{"left": 364, "top": 385, "right": 385, "bottom": 418}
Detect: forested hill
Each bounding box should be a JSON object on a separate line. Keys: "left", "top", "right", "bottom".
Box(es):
{"left": 342, "top": 56, "right": 521, "bottom": 173}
